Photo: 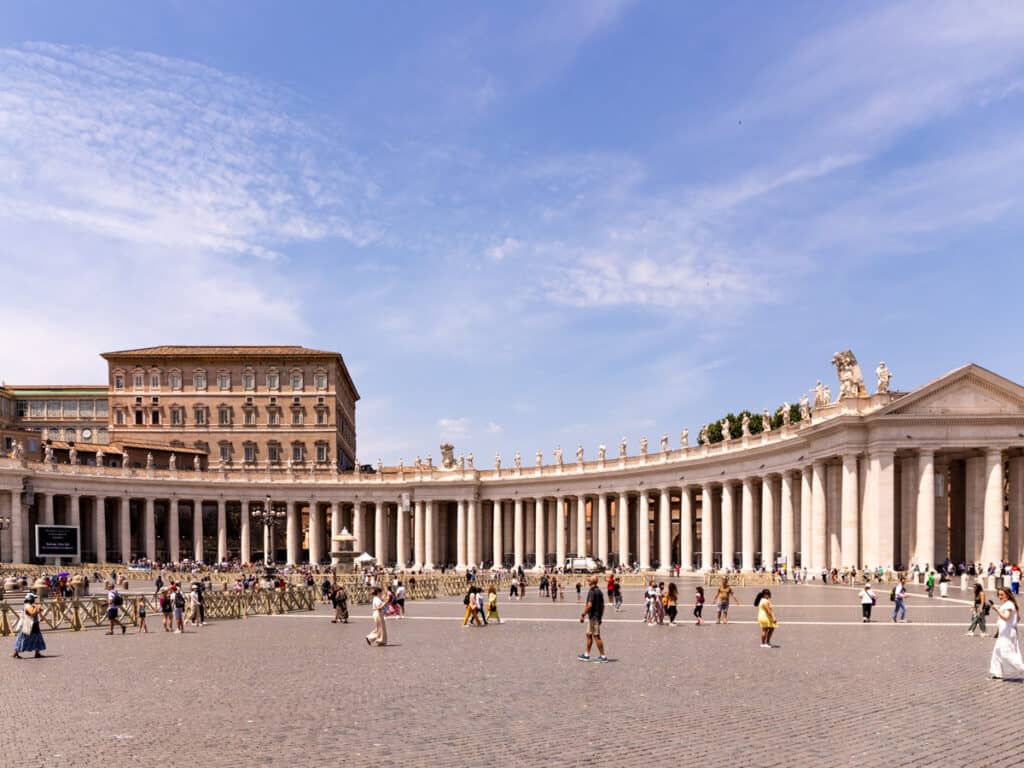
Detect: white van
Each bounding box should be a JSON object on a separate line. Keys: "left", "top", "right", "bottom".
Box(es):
{"left": 564, "top": 557, "right": 603, "bottom": 573}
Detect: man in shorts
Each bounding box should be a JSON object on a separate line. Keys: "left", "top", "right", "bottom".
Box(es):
{"left": 577, "top": 575, "right": 608, "bottom": 663}
{"left": 715, "top": 578, "right": 737, "bottom": 624}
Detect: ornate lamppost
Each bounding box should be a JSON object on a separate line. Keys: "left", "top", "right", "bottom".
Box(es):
{"left": 251, "top": 495, "right": 286, "bottom": 567}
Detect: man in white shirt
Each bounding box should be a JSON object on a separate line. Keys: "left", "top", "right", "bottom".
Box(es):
{"left": 892, "top": 577, "right": 908, "bottom": 622}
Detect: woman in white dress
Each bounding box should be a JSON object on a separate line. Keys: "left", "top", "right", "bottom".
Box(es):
{"left": 365, "top": 587, "right": 388, "bottom": 647}
{"left": 989, "top": 588, "right": 1024, "bottom": 680}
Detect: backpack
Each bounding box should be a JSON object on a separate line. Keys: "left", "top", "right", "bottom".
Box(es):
{"left": 463, "top": 592, "right": 471, "bottom": 606}
{"left": 174, "top": 592, "right": 185, "bottom": 609}
{"left": 889, "top": 588, "right": 896, "bottom": 602}
{"left": 112, "top": 591, "right": 124, "bottom": 607}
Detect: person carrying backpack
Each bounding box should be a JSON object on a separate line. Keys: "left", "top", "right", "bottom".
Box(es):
{"left": 172, "top": 586, "right": 186, "bottom": 633}
{"left": 106, "top": 582, "right": 126, "bottom": 635}
{"left": 891, "top": 577, "right": 907, "bottom": 622}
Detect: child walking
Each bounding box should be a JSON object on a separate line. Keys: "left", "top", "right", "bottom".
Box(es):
{"left": 694, "top": 586, "right": 705, "bottom": 625}
{"left": 137, "top": 596, "right": 148, "bottom": 633}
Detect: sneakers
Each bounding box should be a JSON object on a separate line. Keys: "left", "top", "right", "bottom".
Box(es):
{"left": 594, "top": 656, "right": 609, "bottom": 663}
{"left": 966, "top": 631, "right": 975, "bottom": 636}
{"left": 577, "top": 653, "right": 590, "bottom": 661}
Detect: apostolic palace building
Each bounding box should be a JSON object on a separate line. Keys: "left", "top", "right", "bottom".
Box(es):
{"left": 1, "top": 345, "right": 1024, "bottom": 572}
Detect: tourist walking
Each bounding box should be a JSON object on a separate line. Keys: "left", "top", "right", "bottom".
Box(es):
{"left": 509, "top": 579, "right": 519, "bottom": 601}
{"left": 939, "top": 571, "right": 950, "bottom": 598}
{"left": 967, "top": 583, "right": 987, "bottom": 636}
{"left": 12, "top": 593, "right": 46, "bottom": 659}
{"left": 577, "top": 575, "right": 608, "bottom": 663}
{"left": 756, "top": 589, "right": 778, "bottom": 648}
{"left": 137, "top": 596, "right": 148, "bottom": 633}
{"left": 159, "top": 588, "right": 173, "bottom": 632}
{"left": 859, "top": 583, "right": 877, "bottom": 622}
{"left": 366, "top": 587, "right": 388, "bottom": 646}
{"left": 612, "top": 579, "right": 622, "bottom": 612}
{"left": 486, "top": 585, "right": 502, "bottom": 623}
{"left": 714, "top": 578, "right": 737, "bottom": 624}
{"left": 331, "top": 584, "right": 349, "bottom": 624}
{"left": 394, "top": 581, "right": 406, "bottom": 618}
{"left": 925, "top": 570, "right": 935, "bottom": 598}
{"left": 891, "top": 577, "right": 907, "bottom": 623}
{"left": 989, "top": 588, "right": 1024, "bottom": 680}
{"left": 462, "top": 586, "right": 482, "bottom": 627}
{"left": 172, "top": 586, "right": 185, "bottom": 633}
{"left": 694, "top": 586, "right": 705, "bottom": 625}
{"left": 106, "top": 582, "right": 126, "bottom": 635}
{"left": 550, "top": 577, "right": 559, "bottom": 603}
{"left": 575, "top": 581, "right": 582, "bottom": 603}
{"left": 666, "top": 582, "right": 679, "bottom": 626}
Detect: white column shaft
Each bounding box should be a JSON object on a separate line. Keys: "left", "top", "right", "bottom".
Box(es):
{"left": 639, "top": 492, "right": 651, "bottom": 570}
{"left": 396, "top": 502, "right": 408, "bottom": 569}
{"left": 466, "top": 500, "right": 478, "bottom": 568}
{"left": 841, "top": 455, "right": 859, "bottom": 567}
{"left": 413, "top": 500, "right": 425, "bottom": 568}
{"left": 374, "top": 501, "right": 386, "bottom": 565}
{"left": 597, "top": 495, "right": 609, "bottom": 566}
{"left": 514, "top": 498, "right": 524, "bottom": 568}
{"left": 193, "top": 499, "right": 204, "bottom": 562}
{"left": 575, "top": 497, "right": 586, "bottom": 558}
{"left": 679, "top": 488, "right": 693, "bottom": 570}
{"left": 169, "top": 499, "right": 180, "bottom": 563}
{"left": 981, "top": 448, "right": 1004, "bottom": 567}
{"left": 811, "top": 462, "right": 827, "bottom": 570}
{"left": 456, "top": 499, "right": 467, "bottom": 569}
{"left": 69, "top": 494, "right": 81, "bottom": 564}
{"left": 92, "top": 497, "right": 104, "bottom": 564}
{"left": 761, "top": 477, "right": 775, "bottom": 570}
{"left": 424, "top": 500, "right": 435, "bottom": 569}
{"left": 534, "top": 498, "right": 546, "bottom": 570}
{"left": 617, "top": 493, "right": 629, "bottom": 567}
{"left": 741, "top": 478, "right": 755, "bottom": 571}
{"left": 286, "top": 501, "right": 300, "bottom": 565}
{"left": 799, "top": 468, "right": 812, "bottom": 568}
{"left": 780, "top": 473, "right": 795, "bottom": 569}
{"left": 721, "top": 484, "right": 734, "bottom": 570}
{"left": 145, "top": 497, "right": 157, "bottom": 562}
{"left": 240, "top": 500, "right": 251, "bottom": 565}
{"left": 217, "top": 498, "right": 227, "bottom": 564}
{"left": 556, "top": 497, "right": 567, "bottom": 567}
{"left": 658, "top": 489, "right": 671, "bottom": 572}
{"left": 700, "top": 485, "right": 713, "bottom": 571}
{"left": 120, "top": 497, "right": 132, "bottom": 564}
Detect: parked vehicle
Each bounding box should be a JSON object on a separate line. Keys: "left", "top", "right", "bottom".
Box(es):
{"left": 564, "top": 557, "right": 604, "bottom": 573}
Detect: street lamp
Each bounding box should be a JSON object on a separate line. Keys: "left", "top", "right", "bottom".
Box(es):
{"left": 251, "top": 495, "right": 286, "bottom": 567}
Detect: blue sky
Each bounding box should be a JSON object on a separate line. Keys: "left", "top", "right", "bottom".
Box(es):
{"left": 2, "top": 1, "right": 1024, "bottom": 464}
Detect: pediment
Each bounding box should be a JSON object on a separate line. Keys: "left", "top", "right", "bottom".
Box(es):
{"left": 886, "top": 368, "right": 1024, "bottom": 417}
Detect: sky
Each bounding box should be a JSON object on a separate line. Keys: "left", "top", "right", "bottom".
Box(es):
{"left": 2, "top": 1, "right": 1024, "bottom": 465}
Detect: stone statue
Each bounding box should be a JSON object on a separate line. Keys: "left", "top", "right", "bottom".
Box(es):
{"left": 762, "top": 409, "right": 772, "bottom": 432}
{"left": 876, "top": 362, "right": 892, "bottom": 394}
{"left": 95, "top": 447, "right": 104, "bottom": 467}
{"left": 639, "top": 436, "right": 648, "bottom": 456}
{"left": 619, "top": 437, "right": 627, "bottom": 458}
{"left": 398, "top": 458, "right": 405, "bottom": 473}
{"left": 781, "top": 404, "right": 791, "bottom": 427}
{"left": 720, "top": 418, "right": 730, "bottom": 441}
{"left": 799, "top": 395, "right": 810, "bottom": 421}
{"left": 440, "top": 443, "right": 456, "bottom": 470}
{"left": 457, "top": 454, "right": 464, "bottom": 470}
{"left": 495, "top": 452, "right": 501, "bottom": 471}
{"left": 832, "top": 349, "right": 868, "bottom": 399}
{"left": 554, "top": 446, "right": 564, "bottom": 467}
{"left": 741, "top": 413, "right": 751, "bottom": 437}
{"left": 467, "top": 452, "right": 474, "bottom": 469}
{"left": 44, "top": 443, "right": 54, "bottom": 464}
{"left": 823, "top": 384, "right": 832, "bottom": 404}
{"left": 414, "top": 455, "right": 422, "bottom": 469}
{"left": 535, "top": 449, "right": 543, "bottom": 467}
{"left": 576, "top": 443, "right": 584, "bottom": 462}
{"left": 194, "top": 455, "right": 201, "bottom": 472}
{"left": 813, "top": 380, "right": 824, "bottom": 408}
{"left": 376, "top": 457, "right": 383, "bottom": 474}
{"left": 598, "top": 442, "right": 606, "bottom": 461}
{"left": 11, "top": 440, "right": 25, "bottom": 464}
{"left": 69, "top": 446, "right": 78, "bottom": 465}
{"left": 514, "top": 450, "right": 522, "bottom": 469}
{"left": 660, "top": 434, "right": 669, "bottom": 452}
{"left": 169, "top": 453, "right": 176, "bottom": 470}
{"left": 122, "top": 448, "right": 131, "bottom": 468}
{"left": 698, "top": 425, "right": 708, "bottom": 445}
{"left": 425, "top": 455, "right": 433, "bottom": 468}
{"left": 681, "top": 428, "right": 689, "bottom": 447}
{"left": 147, "top": 452, "right": 155, "bottom": 470}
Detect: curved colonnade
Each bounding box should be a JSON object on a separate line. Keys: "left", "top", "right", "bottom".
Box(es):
{"left": 2, "top": 364, "right": 1024, "bottom": 572}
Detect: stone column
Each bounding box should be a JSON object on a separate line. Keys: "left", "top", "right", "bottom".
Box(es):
{"left": 456, "top": 499, "right": 467, "bottom": 569}
{"left": 396, "top": 501, "right": 408, "bottom": 569}
{"left": 811, "top": 461, "right": 827, "bottom": 570}
{"left": 69, "top": 494, "right": 82, "bottom": 564}
{"left": 217, "top": 498, "right": 227, "bottom": 564}
{"left": 514, "top": 498, "right": 524, "bottom": 568}
{"left": 741, "top": 478, "right": 755, "bottom": 571}
{"left": 556, "top": 496, "right": 567, "bottom": 568}
{"left": 120, "top": 496, "right": 132, "bottom": 564}
{"left": 305, "top": 500, "right": 318, "bottom": 565}
{"left": 617, "top": 493, "right": 629, "bottom": 567}
{"left": 241, "top": 500, "right": 251, "bottom": 565}
{"left": 11, "top": 490, "right": 25, "bottom": 564}
{"left": 658, "top": 489, "right": 671, "bottom": 572}
{"left": 287, "top": 500, "right": 300, "bottom": 565}
{"left": 145, "top": 496, "right": 157, "bottom": 562}
{"left": 92, "top": 497, "right": 104, "bottom": 564}
{"left": 167, "top": 499, "right": 180, "bottom": 563}
{"left": 597, "top": 494, "right": 609, "bottom": 566}
{"left": 492, "top": 500, "right": 503, "bottom": 568}
{"left": 42, "top": 492, "right": 54, "bottom": 524}
{"left": 780, "top": 472, "right": 795, "bottom": 570}
{"left": 329, "top": 501, "right": 340, "bottom": 564}
{"left": 981, "top": 448, "right": 1004, "bottom": 567}
{"left": 799, "top": 467, "right": 812, "bottom": 568}
{"left": 721, "top": 483, "right": 735, "bottom": 571}
{"left": 761, "top": 477, "right": 775, "bottom": 570}
{"left": 467, "top": 499, "right": 478, "bottom": 569}
{"left": 193, "top": 499, "right": 204, "bottom": 562}
{"left": 1010, "top": 458, "right": 1024, "bottom": 568}
{"left": 374, "top": 500, "right": 386, "bottom": 566}
{"left": 701, "top": 484, "right": 714, "bottom": 571}
{"left": 413, "top": 500, "right": 425, "bottom": 568}
{"left": 841, "top": 454, "right": 859, "bottom": 567}
{"left": 915, "top": 450, "right": 935, "bottom": 569}
{"left": 534, "top": 498, "right": 546, "bottom": 570}
{"left": 425, "top": 500, "right": 435, "bottom": 569}
{"left": 352, "top": 501, "right": 364, "bottom": 554}
{"left": 639, "top": 492, "right": 651, "bottom": 570}
{"left": 867, "top": 450, "right": 896, "bottom": 569}
{"left": 679, "top": 487, "right": 693, "bottom": 571}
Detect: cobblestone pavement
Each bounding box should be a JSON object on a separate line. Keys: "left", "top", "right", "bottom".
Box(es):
{"left": 3, "top": 581, "right": 1020, "bottom": 768}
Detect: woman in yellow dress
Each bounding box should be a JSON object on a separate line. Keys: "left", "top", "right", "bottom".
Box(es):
{"left": 757, "top": 589, "right": 778, "bottom": 648}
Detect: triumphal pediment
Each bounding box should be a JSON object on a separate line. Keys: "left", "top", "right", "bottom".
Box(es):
{"left": 882, "top": 364, "right": 1024, "bottom": 417}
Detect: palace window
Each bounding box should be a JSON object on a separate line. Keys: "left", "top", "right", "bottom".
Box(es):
{"left": 220, "top": 444, "right": 232, "bottom": 462}
{"left": 150, "top": 373, "right": 160, "bottom": 389}
{"left": 134, "top": 374, "right": 144, "bottom": 390}
{"left": 30, "top": 401, "right": 44, "bottom": 417}
{"left": 243, "top": 373, "right": 255, "bottom": 391}
{"left": 314, "top": 373, "right": 327, "bottom": 390}
{"left": 290, "top": 372, "right": 303, "bottom": 391}
{"left": 79, "top": 400, "right": 94, "bottom": 418}
{"left": 47, "top": 400, "right": 61, "bottom": 417}
{"left": 316, "top": 443, "right": 328, "bottom": 463}
{"left": 218, "top": 407, "right": 232, "bottom": 426}
{"left": 244, "top": 410, "right": 256, "bottom": 426}
{"left": 194, "top": 407, "right": 207, "bottom": 426}
{"left": 268, "top": 409, "right": 281, "bottom": 426}
{"left": 169, "top": 372, "right": 182, "bottom": 391}
{"left": 135, "top": 410, "right": 144, "bottom": 425}
{"left": 48, "top": 426, "right": 61, "bottom": 440}
{"left": 316, "top": 409, "right": 328, "bottom": 425}
{"left": 63, "top": 400, "right": 77, "bottom": 417}
{"left": 171, "top": 407, "right": 184, "bottom": 426}
{"left": 96, "top": 400, "right": 109, "bottom": 417}
{"left": 291, "top": 410, "right": 303, "bottom": 426}
{"left": 97, "top": 427, "right": 109, "bottom": 444}
{"left": 268, "top": 443, "right": 281, "bottom": 463}
{"left": 15, "top": 400, "right": 28, "bottom": 418}
{"left": 218, "top": 373, "right": 231, "bottom": 391}
{"left": 115, "top": 409, "right": 125, "bottom": 425}
{"left": 151, "top": 410, "right": 160, "bottom": 425}
{"left": 64, "top": 427, "right": 76, "bottom": 442}
{"left": 194, "top": 372, "right": 207, "bottom": 391}
{"left": 267, "top": 372, "right": 280, "bottom": 391}
{"left": 114, "top": 374, "right": 125, "bottom": 390}
{"left": 292, "top": 444, "right": 305, "bottom": 463}
{"left": 244, "top": 443, "right": 257, "bottom": 463}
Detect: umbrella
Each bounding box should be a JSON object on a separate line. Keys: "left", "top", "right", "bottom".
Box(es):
{"left": 354, "top": 552, "right": 376, "bottom": 564}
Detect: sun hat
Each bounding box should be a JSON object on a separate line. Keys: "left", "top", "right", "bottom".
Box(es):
{"left": 24, "top": 593, "right": 37, "bottom": 603}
